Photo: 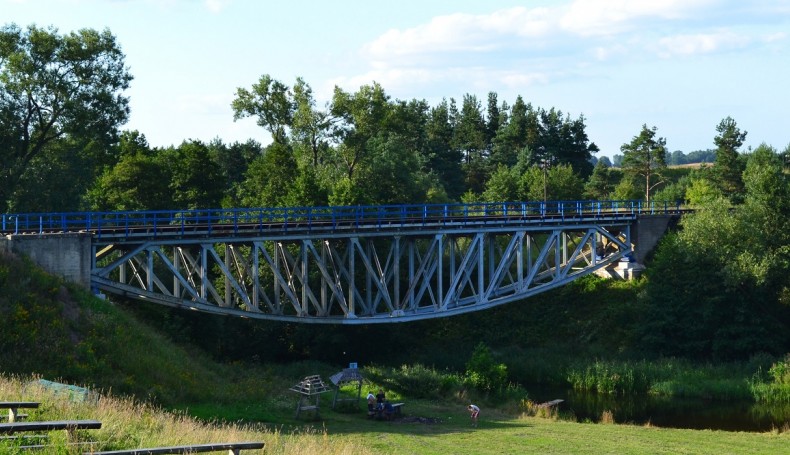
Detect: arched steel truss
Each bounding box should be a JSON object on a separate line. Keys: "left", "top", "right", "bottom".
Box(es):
{"left": 91, "top": 222, "right": 631, "bottom": 324}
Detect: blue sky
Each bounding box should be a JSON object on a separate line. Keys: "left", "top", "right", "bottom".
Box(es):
{"left": 4, "top": 0, "right": 789, "bottom": 158}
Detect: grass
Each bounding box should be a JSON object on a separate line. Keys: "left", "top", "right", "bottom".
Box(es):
{"left": 2, "top": 376, "right": 790, "bottom": 454}
{"left": 2, "top": 374, "right": 787, "bottom": 455}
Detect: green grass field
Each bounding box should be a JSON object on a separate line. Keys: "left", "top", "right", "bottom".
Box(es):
{"left": 3, "top": 375, "right": 787, "bottom": 455}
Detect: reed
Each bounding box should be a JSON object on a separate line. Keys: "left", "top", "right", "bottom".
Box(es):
{"left": 749, "top": 354, "right": 790, "bottom": 404}
{"left": 565, "top": 357, "right": 767, "bottom": 400}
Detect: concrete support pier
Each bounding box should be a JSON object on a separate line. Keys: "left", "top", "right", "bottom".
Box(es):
{"left": 596, "top": 214, "right": 680, "bottom": 280}
{"left": 1, "top": 233, "right": 92, "bottom": 288}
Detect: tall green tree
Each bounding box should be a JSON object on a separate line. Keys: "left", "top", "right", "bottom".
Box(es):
{"left": 209, "top": 138, "right": 262, "bottom": 207}
{"left": 481, "top": 165, "right": 519, "bottom": 202}
{"left": 518, "top": 163, "right": 583, "bottom": 202}
{"left": 484, "top": 91, "right": 500, "bottom": 148}
{"left": 85, "top": 148, "right": 172, "bottom": 211}
{"left": 425, "top": 100, "right": 464, "bottom": 199}
{"left": 239, "top": 142, "right": 299, "bottom": 208}
{"left": 231, "top": 74, "right": 294, "bottom": 145}
{"left": 584, "top": 160, "right": 613, "bottom": 200}
{"left": 0, "top": 23, "right": 132, "bottom": 212}
{"left": 329, "top": 82, "right": 391, "bottom": 180}
{"left": 453, "top": 94, "right": 487, "bottom": 166}
{"left": 291, "top": 77, "right": 332, "bottom": 167}
{"left": 620, "top": 124, "right": 667, "bottom": 202}
{"left": 168, "top": 140, "right": 225, "bottom": 210}
{"left": 713, "top": 116, "right": 747, "bottom": 203}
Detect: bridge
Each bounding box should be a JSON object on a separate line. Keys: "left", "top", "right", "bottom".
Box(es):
{"left": 0, "top": 200, "right": 682, "bottom": 324}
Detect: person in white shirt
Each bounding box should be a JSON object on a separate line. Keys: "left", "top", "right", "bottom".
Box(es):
{"left": 366, "top": 391, "right": 376, "bottom": 416}
{"left": 467, "top": 404, "right": 480, "bottom": 426}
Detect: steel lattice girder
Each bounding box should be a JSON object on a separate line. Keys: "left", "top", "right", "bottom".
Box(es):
{"left": 91, "top": 223, "right": 630, "bottom": 324}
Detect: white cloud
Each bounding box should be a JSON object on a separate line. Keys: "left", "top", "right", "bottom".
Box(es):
{"left": 762, "top": 32, "right": 787, "bottom": 43}
{"left": 204, "top": 0, "right": 230, "bottom": 13}
{"left": 560, "top": 0, "right": 715, "bottom": 36}
{"left": 363, "top": 6, "right": 556, "bottom": 61}
{"left": 657, "top": 32, "right": 750, "bottom": 57}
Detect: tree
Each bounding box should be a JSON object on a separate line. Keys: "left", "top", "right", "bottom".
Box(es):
{"left": 713, "top": 116, "right": 747, "bottom": 202}
{"left": 329, "top": 82, "right": 391, "bottom": 180}
{"left": 85, "top": 149, "right": 172, "bottom": 211}
{"left": 239, "top": 142, "right": 299, "bottom": 208}
{"left": 453, "top": 94, "right": 486, "bottom": 165}
{"left": 620, "top": 124, "right": 667, "bottom": 202}
{"left": 168, "top": 140, "right": 225, "bottom": 210}
{"left": 292, "top": 77, "right": 332, "bottom": 167}
{"left": 425, "top": 100, "right": 464, "bottom": 200}
{"left": 482, "top": 165, "right": 519, "bottom": 202}
{"left": 484, "top": 91, "right": 500, "bottom": 148}
{"left": 0, "top": 23, "right": 132, "bottom": 212}
{"left": 517, "top": 163, "right": 582, "bottom": 202}
{"left": 209, "top": 138, "right": 263, "bottom": 207}
{"left": 584, "top": 160, "right": 612, "bottom": 200}
{"left": 742, "top": 144, "right": 790, "bottom": 243}
{"left": 231, "top": 74, "right": 294, "bottom": 144}
{"left": 610, "top": 175, "right": 643, "bottom": 201}
{"left": 558, "top": 114, "right": 597, "bottom": 178}
{"left": 685, "top": 177, "right": 723, "bottom": 206}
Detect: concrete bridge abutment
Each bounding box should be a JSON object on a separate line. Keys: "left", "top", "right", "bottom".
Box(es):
{"left": 596, "top": 214, "right": 680, "bottom": 280}
{"left": 1, "top": 233, "right": 92, "bottom": 289}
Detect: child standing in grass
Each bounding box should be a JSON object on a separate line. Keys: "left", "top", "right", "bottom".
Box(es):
{"left": 468, "top": 404, "right": 480, "bottom": 426}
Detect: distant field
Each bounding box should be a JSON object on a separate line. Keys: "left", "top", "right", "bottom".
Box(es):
{"left": 669, "top": 162, "right": 711, "bottom": 168}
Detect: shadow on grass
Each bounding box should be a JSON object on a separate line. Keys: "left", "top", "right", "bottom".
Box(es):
{"left": 175, "top": 400, "right": 534, "bottom": 436}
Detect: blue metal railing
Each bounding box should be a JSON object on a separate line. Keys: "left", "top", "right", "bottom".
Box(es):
{"left": 0, "top": 200, "right": 683, "bottom": 239}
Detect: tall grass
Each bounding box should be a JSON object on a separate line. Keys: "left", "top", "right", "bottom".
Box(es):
{"left": 749, "top": 354, "right": 790, "bottom": 404}
{"left": 565, "top": 358, "right": 763, "bottom": 400}
{"left": 0, "top": 374, "right": 372, "bottom": 455}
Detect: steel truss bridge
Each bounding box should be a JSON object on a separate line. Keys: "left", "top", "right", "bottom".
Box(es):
{"left": 2, "top": 200, "right": 681, "bottom": 324}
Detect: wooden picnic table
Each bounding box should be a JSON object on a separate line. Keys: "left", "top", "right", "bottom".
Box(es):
{"left": 0, "top": 419, "right": 101, "bottom": 441}
{"left": 84, "top": 441, "right": 265, "bottom": 454}
{"left": 0, "top": 401, "right": 40, "bottom": 422}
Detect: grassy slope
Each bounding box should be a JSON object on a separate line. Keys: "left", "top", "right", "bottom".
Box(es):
{"left": 1, "top": 250, "right": 788, "bottom": 454}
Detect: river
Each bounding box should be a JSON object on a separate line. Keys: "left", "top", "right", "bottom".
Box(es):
{"left": 527, "top": 385, "right": 790, "bottom": 432}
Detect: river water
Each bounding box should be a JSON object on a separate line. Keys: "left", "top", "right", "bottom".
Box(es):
{"left": 527, "top": 385, "right": 790, "bottom": 432}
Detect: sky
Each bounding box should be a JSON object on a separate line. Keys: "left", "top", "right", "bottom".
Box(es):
{"left": 3, "top": 0, "right": 790, "bottom": 158}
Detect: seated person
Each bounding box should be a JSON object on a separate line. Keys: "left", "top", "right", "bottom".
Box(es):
{"left": 366, "top": 391, "right": 376, "bottom": 416}
{"left": 376, "top": 388, "right": 386, "bottom": 410}
{"left": 382, "top": 400, "right": 395, "bottom": 420}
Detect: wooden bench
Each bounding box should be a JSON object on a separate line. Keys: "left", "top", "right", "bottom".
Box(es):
{"left": 84, "top": 441, "right": 265, "bottom": 454}
{"left": 0, "top": 401, "right": 40, "bottom": 422}
{"left": 535, "top": 399, "right": 564, "bottom": 408}
{"left": 0, "top": 419, "right": 101, "bottom": 449}
{"left": 391, "top": 402, "right": 405, "bottom": 416}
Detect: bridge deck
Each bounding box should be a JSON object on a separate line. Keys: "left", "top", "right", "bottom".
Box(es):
{"left": 2, "top": 200, "right": 680, "bottom": 242}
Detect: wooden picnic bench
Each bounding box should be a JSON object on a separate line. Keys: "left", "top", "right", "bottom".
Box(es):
{"left": 391, "top": 402, "right": 405, "bottom": 416}
{"left": 0, "top": 419, "right": 101, "bottom": 449}
{"left": 0, "top": 401, "right": 40, "bottom": 422}
{"left": 84, "top": 441, "right": 265, "bottom": 454}
{"left": 371, "top": 402, "right": 405, "bottom": 420}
